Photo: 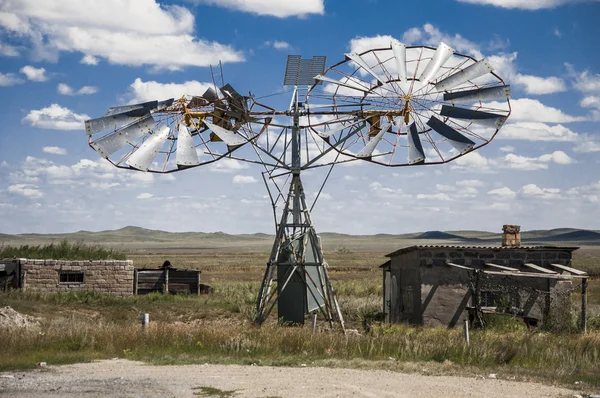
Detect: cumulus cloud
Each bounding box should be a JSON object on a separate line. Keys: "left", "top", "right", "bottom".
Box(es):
{"left": 136, "top": 193, "right": 154, "bottom": 199}
{"left": 22, "top": 104, "right": 89, "bottom": 130}
{"left": 399, "top": 23, "right": 482, "bottom": 58}
{"left": 487, "top": 187, "right": 517, "bottom": 199}
{"left": 192, "top": 0, "right": 325, "bottom": 17}
{"left": 0, "top": 0, "right": 244, "bottom": 70}
{"left": 580, "top": 96, "right": 600, "bottom": 110}
{"left": 499, "top": 146, "right": 515, "bottom": 152}
{"left": 566, "top": 63, "right": 600, "bottom": 93}
{"left": 0, "top": 72, "right": 24, "bottom": 86}
{"left": 487, "top": 98, "right": 587, "bottom": 123}
{"left": 504, "top": 151, "right": 574, "bottom": 170}
{"left": 80, "top": 54, "right": 98, "bottom": 65}
{"left": 416, "top": 193, "right": 452, "bottom": 201}
{"left": 457, "top": 0, "right": 599, "bottom": 9}
{"left": 57, "top": 83, "right": 98, "bottom": 96}
{"left": 7, "top": 184, "right": 43, "bottom": 198}
{"left": 487, "top": 52, "right": 566, "bottom": 95}
{"left": 0, "top": 41, "right": 19, "bottom": 56}
{"left": 456, "top": 179, "right": 485, "bottom": 187}
{"left": 123, "top": 78, "right": 214, "bottom": 103}
{"left": 42, "top": 146, "right": 67, "bottom": 155}
{"left": 19, "top": 65, "right": 47, "bottom": 81}
{"left": 499, "top": 122, "right": 580, "bottom": 141}
{"left": 520, "top": 184, "right": 561, "bottom": 199}
{"left": 264, "top": 40, "right": 291, "bottom": 50}
{"left": 232, "top": 175, "right": 257, "bottom": 184}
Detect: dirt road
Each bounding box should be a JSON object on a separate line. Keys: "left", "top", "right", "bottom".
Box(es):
{"left": 0, "top": 359, "right": 580, "bottom": 397}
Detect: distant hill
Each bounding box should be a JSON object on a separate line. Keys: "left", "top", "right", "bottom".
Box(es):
{"left": 416, "top": 231, "right": 476, "bottom": 241}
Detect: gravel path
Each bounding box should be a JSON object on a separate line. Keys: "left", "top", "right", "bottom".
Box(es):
{"left": 0, "top": 359, "right": 579, "bottom": 397}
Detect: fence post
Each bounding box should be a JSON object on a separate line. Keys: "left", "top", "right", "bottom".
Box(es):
{"left": 142, "top": 313, "right": 149, "bottom": 333}
{"left": 197, "top": 271, "right": 201, "bottom": 296}
{"left": 164, "top": 269, "right": 169, "bottom": 293}
{"left": 582, "top": 278, "right": 587, "bottom": 334}
{"left": 312, "top": 311, "right": 318, "bottom": 332}
{"left": 463, "top": 319, "right": 470, "bottom": 346}
{"left": 133, "top": 270, "right": 138, "bottom": 295}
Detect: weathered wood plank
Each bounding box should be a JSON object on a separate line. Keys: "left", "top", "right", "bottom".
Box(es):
{"left": 523, "top": 263, "right": 557, "bottom": 274}
{"left": 485, "top": 263, "right": 519, "bottom": 272}
{"left": 550, "top": 263, "right": 588, "bottom": 276}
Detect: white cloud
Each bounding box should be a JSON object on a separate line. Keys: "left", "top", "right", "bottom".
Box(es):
{"left": 487, "top": 53, "right": 566, "bottom": 95}
{"left": 499, "top": 146, "right": 515, "bottom": 152}
{"left": 136, "top": 193, "right": 154, "bottom": 199}
{"left": 580, "top": 96, "right": 600, "bottom": 110}
{"left": 19, "top": 65, "right": 47, "bottom": 81}
{"left": 488, "top": 187, "right": 517, "bottom": 199}
{"left": 573, "top": 135, "right": 600, "bottom": 153}
{"left": 22, "top": 104, "right": 89, "bottom": 130}
{"left": 80, "top": 54, "right": 98, "bottom": 65}
{"left": 488, "top": 98, "right": 587, "bottom": 123}
{"left": 210, "top": 158, "right": 250, "bottom": 173}
{"left": 416, "top": 193, "right": 452, "bottom": 201}
{"left": 264, "top": 40, "right": 291, "bottom": 50}
{"left": 520, "top": 184, "right": 561, "bottom": 200}
{"left": 553, "top": 27, "right": 562, "bottom": 38}
{"left": 451, "top": 152, "right": 493, "bottom": 172}
{"left": 399, "top": 23, "right": 482, "bottom": 58}
{"left": 7, "top": 184, "right": 43, "bottom": 198}
{"left": 57, "top": 83, "right": 98, "bottom": 96}
{"left": 566, "top": 63, "right": 600, "bottom": 93}
{"left": 193, "top": 0, "right": 325, "bottom": 17}
{"left": 457, "top": 0, "right": 599, "bottom": 9}
{"left": 499, "top": 122, "right": 580, "bottom": 141}
{"left": 0, "top": 0, "right": 244, "bottom": 70}
{"left": 0, "top": 72, "right": 24, "bottom": 86}
{"left": 232, "top": 175, "right": 257, "bottom": 184}
{"left": 504, "top": 151, "right": 574, "bottom": 170}
{"left": 0, "top": 41, "right": 19, "bottom": 56}
{"left": 42, "top": 146, "right": 67, "bottom": 155}
{"left": 436, "top": 184, "right": 455, "bottom": 192}
{"left": 124, "top": 78, "right": 214, "bottom": 103}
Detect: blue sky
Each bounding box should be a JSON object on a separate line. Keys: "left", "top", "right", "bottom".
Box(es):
{"left": 0, "top": 0, "right": 599, "bottom": 234}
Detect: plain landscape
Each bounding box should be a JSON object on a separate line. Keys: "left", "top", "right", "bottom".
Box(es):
{"left": 1, "top": 226, "right": 599, "bottom": 396}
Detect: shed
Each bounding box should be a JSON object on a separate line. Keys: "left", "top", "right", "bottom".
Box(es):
{"left": 134, "top": 268, "right": 202, "bottom": 295}
{"left": 381, "top": 245, "right": 589, "bottom": 329}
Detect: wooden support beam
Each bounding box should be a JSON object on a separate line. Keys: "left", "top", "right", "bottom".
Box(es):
{"left": 523, "top": 263, "right": 557, "bottom": 274}
{"left": 582, "top": 278, "right": 588, "bottom": 334}
{"left": 485, "top": 262, "right": 519, "bottom": 272}
{"left": 550, "top": 263, "right": 588, "bottom": 276}
{"left": 482, "top": 269, "right": 578, "bottom": 280}
{"left": 446, "top": 262, "right": 475, "bottom": 271}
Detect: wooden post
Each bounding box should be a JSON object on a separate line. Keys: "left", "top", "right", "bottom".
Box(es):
{"left": 133, "top": 270, "right": 138, "bottom": 295}
{"left": 142, "top": 313, "right": 149, "bottom": 333}
{"left": 164, "top": 269, "right": 169, "bottom": 293}
{"left": 463, "top": 319, "right": 470, "bottom": 346}
{"left": 582, "top": 278, "right": 587, "bottom": 334}
{"left": 382, "top": 269, "right": 386, "bottom": 319}
{"left": 196, "top": 271, "right": 201, "bottom": 296}
{"left": 312, "top": 311, "right": 318, "bottom": 332}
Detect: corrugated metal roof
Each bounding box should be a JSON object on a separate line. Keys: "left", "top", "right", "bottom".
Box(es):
{"left": 385, "top": 244, "right": 579, "bottom": 258}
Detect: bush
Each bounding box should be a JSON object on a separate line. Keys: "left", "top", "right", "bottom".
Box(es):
{"left": 0, "top": 240, "right": 125, "bottom": 260}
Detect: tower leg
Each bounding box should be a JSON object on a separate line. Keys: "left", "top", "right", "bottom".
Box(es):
{"left": 255, "top": 175, "right": 344, "bottom": 330}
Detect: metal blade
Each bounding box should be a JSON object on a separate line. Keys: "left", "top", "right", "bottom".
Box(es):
{"left": 103, "top": 100, "right": 158, "bottom": 117}
{"left": 90, "top": 114, "right": 155, "bottom": 158}
{"left": 407, "top": 123, "right": 426, "bottom": 164}
{"left": 203, "top": 120, "right": 247, "bottom": 146}
{"left": 86, "top": 108, "right": 152, "bottom": 136}
{"left": 221, "top": 83, "right": 248, "bottom": 115}
{"left": 391, "top": 40, "right": 407, "bottom": 82}
{"left": 426, "top": 116, "right": 475, "bottom": 154}
{"left": 345, "top": 53, "right": 385, "bottom": 85}
{"left": 314, "top": 119, "right": 364, "bottom": 138}
{"left": 126, "top": 125, "right": 170, "bottom": 171}
{"left": 435, "top": 59, "right": 493, "bottom": 91}
{"left": 356, "top": 123, "right": 391, "bottom": 158}
{"left": 444, "top": 85, "right": 511, "bottom": 104}
{"left": 314, "top": 74, "right": 370, "bottom": 94}
{"left": 202, "top": 87, "right": 218, "bottom": 102}
{"left": 176, "top": 124, "right": 200, "bottom": 167}
{"left": 157, "top": 98, "right": 174, "bottom": 110}
{"left": 440, "top": 105, "right": 506, "bottom": 129}
{"left": 419, "top": 42, "right": 455, "bottom": 84}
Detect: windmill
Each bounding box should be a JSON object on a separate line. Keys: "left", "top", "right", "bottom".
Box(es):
{"left": 84, "top": 42, "right": 511, "bottom": 329}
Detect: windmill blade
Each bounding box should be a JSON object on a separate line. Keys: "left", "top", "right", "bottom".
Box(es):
{"left": 86, "top": 107, "right": 153, "bottom": 136}
{"left": 356, "top": 123, "right": 391, "bottom": 158}
{"left": 345, "top": 53, "right": 385, "bottom": 85}
{"left": 391, "top": 40, "right": 407, "bottom": 82}
{"left": 427, "top": 116, "right": 475, "bottom": 154}
{"left": 176, "top": 124, "right": 200, "bottom": 167}
{"left": 435, "top": 59, "right": 493, "bottom": 91}
{"left": 126, "top": 125, "right": 171, "bottom": 171}
{"left": 419, "top": 42, "right": 455, "bottom": 84}
{"left": 314, "top": 74, "right": 370, "bottom": 94}
{"left": 407, "top": 123, "right": 426, "bottom": 164}
{"left": 314, "top": 119, "right": 364, "bottom": 138}
{"left": 444, "top": 85, "right": 511, "bottom": 104}
{"left": 440, "top": 105, "right": 507, "bottom": 129}
{"left": 203, "top": 120, "right": 247, "bottom": 146}
{"left": 103, "top": 100, "right": 158, "bottom": 117}
{"left": 90, "top": 114, "right": 155, "bottom": 158}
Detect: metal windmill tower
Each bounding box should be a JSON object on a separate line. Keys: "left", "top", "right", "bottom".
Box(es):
{"left": 84, "top": 41, "right": 511, "bottom": 329}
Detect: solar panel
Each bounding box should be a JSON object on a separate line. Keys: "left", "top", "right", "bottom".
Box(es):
{"left": 283, "top": 55, "right": 326, "bottom": 86}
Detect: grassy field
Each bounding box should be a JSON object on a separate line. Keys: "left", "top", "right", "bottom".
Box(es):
{"left": 1, "top": 242, "right": 600, "bottom": 390}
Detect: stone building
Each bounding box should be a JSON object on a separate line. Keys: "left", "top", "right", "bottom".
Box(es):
{"left": 380, "top": 226, "right": 589, "bottom": 328}
{"left": 0, "top": 258, "right": 134, "bottom": 295}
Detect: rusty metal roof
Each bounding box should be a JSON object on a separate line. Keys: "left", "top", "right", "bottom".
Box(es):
{"left": 385, "top": 245, "right": 579, "bottom": 258}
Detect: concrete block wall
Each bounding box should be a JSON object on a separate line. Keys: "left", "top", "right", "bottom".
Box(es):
{"left": 19, "top": 259, "right": 134, "bottom": 296}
